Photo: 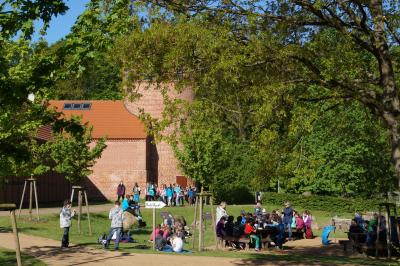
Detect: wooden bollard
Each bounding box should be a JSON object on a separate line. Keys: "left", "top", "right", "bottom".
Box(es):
{"left": 0, "top": 203, "right": 22, "bottom": 266}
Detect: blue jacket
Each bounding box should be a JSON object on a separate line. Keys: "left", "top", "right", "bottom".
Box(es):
{"left": 122, "top": 199, "right": 129, "bottom": 211}
{"left": 283, "top": 207, "right": 293, "bottom": 224}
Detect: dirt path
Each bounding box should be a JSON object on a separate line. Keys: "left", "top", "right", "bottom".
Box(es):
{"left": 0, "top": 204, "right": 114, "bottom": 217}
{"left": 0, "top": 232, "right": 366, "bottom": 266}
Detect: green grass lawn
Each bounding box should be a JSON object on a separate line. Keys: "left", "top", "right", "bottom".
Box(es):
{"left": 0, "top": 204, "right": 396, "bottom": 266}
{"left": 0, "top": 248, "right": 46, "bottom": 266}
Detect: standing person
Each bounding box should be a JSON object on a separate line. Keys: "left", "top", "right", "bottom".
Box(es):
{"left": 283, "top": 202, "right": 293, "bottom": 241}
{"left": 187, "top": 186, "right": 193, "bottom": 206}
{"left": 103, "top": 201, "right": 123, "bottom": 250}
{"left": 117, "top": 181, "right": 125, "bottom": 202}
{"left": 216, "top": 202, "right": 228, "bottom": 225}
{"left": 166, "top": 184, "right": 173, "bottom": 206}
{"left": 60, "top": 199, "right": 75, "bottom": 249}
{"left": 160, "top": 184, "right": 167, "bottom": 204}
{"left": 132, "top": 182, "right": 141, "bottom": 203}
{"left": 303, "top": 210, "right": 313, "bottom": 239}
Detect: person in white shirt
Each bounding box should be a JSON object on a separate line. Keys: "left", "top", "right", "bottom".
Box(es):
{"left": 216, "top": 201, "right": 228, "bottom": 225}
{"left": 172, "top": 234, "right": 183, "bottom": 252}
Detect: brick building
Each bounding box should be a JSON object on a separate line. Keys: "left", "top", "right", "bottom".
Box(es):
{"left": 0, "top": 85, "right": 193, "bottom": 203}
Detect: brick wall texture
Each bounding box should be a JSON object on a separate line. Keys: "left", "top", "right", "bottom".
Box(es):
{"left": 124, "top": 82, "right": 194, "bottom": 188}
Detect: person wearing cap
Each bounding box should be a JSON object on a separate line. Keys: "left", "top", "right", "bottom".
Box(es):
{"left": 254, "top": 202, "right": 262, "bottom": 217}
{"left": 283, "top": 202, "right": 293, "bottom": 240}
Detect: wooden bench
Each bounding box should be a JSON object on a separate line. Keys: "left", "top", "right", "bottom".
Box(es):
{"left": 339, "top": 240, "right": 351, "bottom": 251}
{"left": 218, "top": 235, "right": 274, "bottom": 250}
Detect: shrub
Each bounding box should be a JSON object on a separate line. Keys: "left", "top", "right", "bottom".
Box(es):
{"left": 261, "top": 192, "right": 386, "bottom": 214}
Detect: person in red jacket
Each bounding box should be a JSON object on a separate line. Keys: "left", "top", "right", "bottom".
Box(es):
{"left": 244, "top": 218, "right": 261, "bottom": 251}
{"left": 117, "top": 181, "right": 126, "bottom": 201}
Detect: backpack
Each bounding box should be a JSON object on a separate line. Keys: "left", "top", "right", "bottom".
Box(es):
{"left": 97, "top": 234, "right": 107, "bottom": 245}
{"left": 155, "top": 235, "right": 166, "bottom": 251}
{"left": 305, "top": 226, "right": 313, "bottom": 239}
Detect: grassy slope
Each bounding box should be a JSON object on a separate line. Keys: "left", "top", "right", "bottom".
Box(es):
{"left": 0, "top": 204, "right": 394, "bottom": 266}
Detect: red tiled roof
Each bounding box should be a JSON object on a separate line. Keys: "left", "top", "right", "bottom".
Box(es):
{"left": 46, "top": 100, "right": 147, "bottom": 139}
{"left": 36, "top": 124, "right": 53, "bottom": 141}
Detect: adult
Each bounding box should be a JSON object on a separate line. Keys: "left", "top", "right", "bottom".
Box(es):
{"left": 216, "top": 201, "right": 228, "bottom": 225}
{"left": 117, "top": 181, "right": 125, "bottom": 202}
{"left": 132, "top": 182, "right": 141, "bottom": 203}
{"left": 283, "top": 202, "right": 293, "bottom": 240}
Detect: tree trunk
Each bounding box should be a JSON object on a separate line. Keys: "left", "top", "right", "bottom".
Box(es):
{"left": 382, "top": 112, "right": 400, "bottom": 187}
{"left": 370, "top": 0, "right": 400, "bottom": 187}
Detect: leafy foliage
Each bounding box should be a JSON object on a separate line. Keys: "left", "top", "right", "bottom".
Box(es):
{"left": 261, "top": 192, "right": 383, "bottom": 214}
{"left": 50, "top": 117, "right": 106, "bottom": 185}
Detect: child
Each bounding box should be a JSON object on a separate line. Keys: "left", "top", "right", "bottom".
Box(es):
{"left": 303, "top": 210, "right": 313, "bottom": 239}
{"left": 60, "top": 199, "right": 75, "bottom": 249}
{"left": 244, "top": 218, "right": 261, "bottom": 252}
{"left": 103, "top": 201, "right": 123, "bottom": 250}
{"left": 172, "top": 233, "right": 184, "bottom": 252}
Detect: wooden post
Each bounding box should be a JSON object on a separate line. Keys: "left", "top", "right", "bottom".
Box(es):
{"left": 385, "top": 205, "right": 391, "bottom": 258}
{"left": 198, "top": 193, "right": 204, "bottom": 252}
{"left": 78, "top": 190, "right": 82, "bottom": 234}
{"left": 33, "top": 179, "right": 39, "bottom": 221}
{"left": 152, "top": 207, "right": 156, "bottom": 251}
{"left": 70, "top": 188, "right": 75, "bottom": 205}
{"left": 1, "top": 204, "right": 22, "bottom": 266}
{"left": 18, "top": 181, "right": 27, "bottom": 218}
{"left": 10, "top": 209, "right": 22, "bottom": 266}
{"left": 376, "top": 207, "right": 381, "bottom": 258}
{"left": 210, "top": 196, "right": 217, "bottom": 249}
{"left": 28, "top": 180, "right": 33, "bottom": 221}
{"left": 192, "top": 195, "right": 198, "bottom": 249}
{"left": 84, "top": 191, "right": 92, "bottom": 236}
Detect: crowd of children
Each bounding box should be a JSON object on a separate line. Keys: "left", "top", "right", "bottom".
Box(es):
{"left": 116, "top": 181, "right": 197, "bottom": 207}
{"left": 215, "top": 201, "right": 314, "bottom": 251}
{"left": 149, "top": 214, "right": 189, "bottom": 252}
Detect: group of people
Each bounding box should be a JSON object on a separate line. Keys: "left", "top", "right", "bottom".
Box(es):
{"left": 215, "top": 201, "right": 314, "bottom": 251}
{"left": 117, "top": 181, "right": 197, "bottom": 207}
{"left": 348, "top": 213, "right": 390, "bottom": 245}
{"left": 149, "top": 214, "right": 189, "bottom": 252}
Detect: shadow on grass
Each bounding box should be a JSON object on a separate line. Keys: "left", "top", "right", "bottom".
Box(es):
{"left": 0, "top": 249, "right": 44, "bottom": 266}
{"left": 22, "top": 245, "right": 134, "bottom": 266}
{"left": 230, "top": 253, "right": 396, "bottom": 266}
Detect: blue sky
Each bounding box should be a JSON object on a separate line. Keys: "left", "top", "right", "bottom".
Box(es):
{"left": 33, "top": 0, "right": 90, "bottom": 44}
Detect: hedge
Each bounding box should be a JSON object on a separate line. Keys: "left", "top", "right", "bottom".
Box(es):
{"left": 261, "top": 192, "right": 387, "bottom": 214}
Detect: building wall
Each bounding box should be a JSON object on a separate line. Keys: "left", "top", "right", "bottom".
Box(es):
{"left": 88, "top": 139, "right": 148, "bottom": 200}
{"left": 124, "top": 82, "right": 194, "bottom": 186}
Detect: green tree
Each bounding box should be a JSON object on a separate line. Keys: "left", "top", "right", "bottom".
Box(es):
{"left": 50, "top": 117, "right": 106, "bottom": 185}
{"left": 144, "top": 0, "right": 400, "bottom": 186}
{"left": 0, "top": 1, "right": 68, "bottom": 180}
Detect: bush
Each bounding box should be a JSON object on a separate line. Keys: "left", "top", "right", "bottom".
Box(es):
{"left": 212, "top": 185, "right": 254, "bottom": 205}
{"left": 261, "top": 192, "right": 386, "bottom": 214}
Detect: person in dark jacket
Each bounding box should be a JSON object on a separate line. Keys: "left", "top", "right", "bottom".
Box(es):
{"left": 117, "top": 181, "right": 125, "bottom": 201}
{"left": 283, "top": 202, "right": 293, "bottom": 240}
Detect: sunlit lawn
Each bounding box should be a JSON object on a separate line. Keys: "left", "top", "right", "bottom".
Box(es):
{"left": 0, "top": 204, "right": 395, "bottom": 265}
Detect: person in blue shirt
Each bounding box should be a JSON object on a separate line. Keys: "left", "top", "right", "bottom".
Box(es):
{"left": 283, "top": 202, "right": 293, "bottom": 240}
{"left": 166, "top": 184, "right": 173, "bottom": 206}
{"left": 174, "top": 185, "right": 181, "bottom": 206}
{"left": 121, "top": 194, "right": 130, "bottom": 211}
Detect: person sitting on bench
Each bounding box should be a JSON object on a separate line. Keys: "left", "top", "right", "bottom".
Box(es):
{"left": 244, "top": 218, "right": 261, "bottom": 252}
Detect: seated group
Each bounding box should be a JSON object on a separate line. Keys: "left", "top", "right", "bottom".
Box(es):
{"left": 149, "top": 214, "right": 189, "bottom": 253}
{"left": 348, "top": 213, "right": 399, "bottom": 246}
{"left": 215, "top": 202, "right": 313, "bottom": 251}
